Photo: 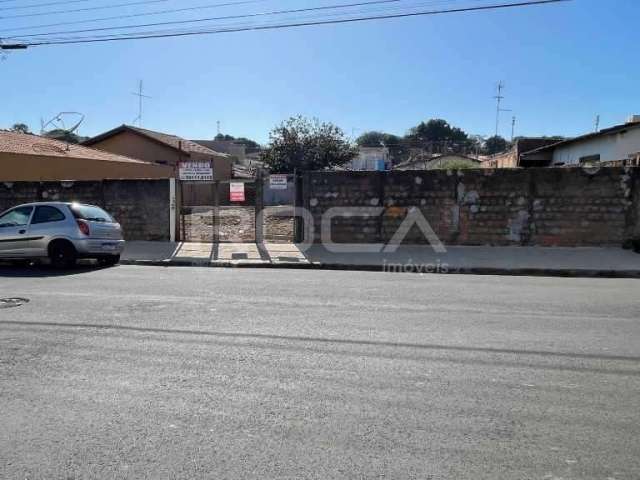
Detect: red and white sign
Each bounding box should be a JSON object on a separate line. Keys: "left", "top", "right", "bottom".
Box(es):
{"left": 230, "top": 182, "right": 245, "bottom": 202}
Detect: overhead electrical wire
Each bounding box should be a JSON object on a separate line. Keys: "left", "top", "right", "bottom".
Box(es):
{"left": 0, "top": 0, "right": 272, "bottom": 34}
{"left": 8, "top": 0, "right": 488, "bottom": 42}
{"left": 5, "top": 0, "right": 411, "bottom": 39}
{"left": 0, "top": 0, "right": 173, "bottom": 20}
{"left": 1, "top": 0, "right": 571, "bottom": 48}
{"left": 0, "top": 0, "right": 92, "bottom": 12}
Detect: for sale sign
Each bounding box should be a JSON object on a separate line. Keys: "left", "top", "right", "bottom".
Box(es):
{"left": 269, "top": 174, "right": 288, "bottom": 190}
{"left": 179, "top": 162, "right": 213, "bottom": 182}
{"left": 230, "top": 182, "right": 245, "bottom": 202}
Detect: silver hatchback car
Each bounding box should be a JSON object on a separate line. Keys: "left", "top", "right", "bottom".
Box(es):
{"left": 0, "top": 202, "right": 125, "bottom": 268}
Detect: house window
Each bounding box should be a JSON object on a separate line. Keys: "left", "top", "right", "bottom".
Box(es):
{"left": 579, "top": 154, "right": 600, "bottom": 165}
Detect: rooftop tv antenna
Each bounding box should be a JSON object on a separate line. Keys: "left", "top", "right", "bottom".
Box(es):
{"left": 132, "top": 80, "right": 151, "bottom": 127}
{"left": 493, "top": 81, "right": 511, "bottom": 137}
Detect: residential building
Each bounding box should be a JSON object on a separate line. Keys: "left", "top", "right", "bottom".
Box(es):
{"left": 192, "top": 139, "right": 247, "bottom": 162}
{"left": 481, "top": 138, "right": 561, "bottom": 168}
{"left": 521, "top": 116, "right": 640, "bottom": 167}
{"left": 84, "top": 125, "right": 233, "bottom": 205}
{"left": 349, "top": 147, "right": 390, "bottom": 171}
{"left": 0, "top": 130, "right": 172, "bottom": 181}
{"left": 84, "top": 125, "right": 233, "bottom": 177}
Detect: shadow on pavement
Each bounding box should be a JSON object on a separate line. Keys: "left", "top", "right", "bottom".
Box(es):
{"left": 2, "top": 320, "right": 639, "bottom": 377}
{"left": 0, "top": 262, "right": 115, "bottom": 278}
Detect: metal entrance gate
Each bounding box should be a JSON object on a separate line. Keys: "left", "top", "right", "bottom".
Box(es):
{"left": 179, "top": 172, "right": 298, "bottom": 243}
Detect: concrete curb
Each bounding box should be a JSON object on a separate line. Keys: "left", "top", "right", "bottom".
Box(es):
{"left": 118, "top": 259, "right": 640, "bottom": 278}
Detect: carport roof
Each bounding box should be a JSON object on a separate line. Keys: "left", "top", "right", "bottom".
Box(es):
{"left": 0, "top": 130, "right": 153, "bottom": 164}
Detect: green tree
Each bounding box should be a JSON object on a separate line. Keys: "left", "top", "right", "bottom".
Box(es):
{"left": 406, "top": 119, "right": 469, "bottom": 150}
{"left": 356, "top": 131, "right": 408, "bottom": 165}
{"left": 10, "top": 123, "right": 30, "bottom": 134}
{"left": 261, "top": 116, "right": 357, "bottom": 173}
{"left": 214, "top": 133, "right": 261, "bottom": 152}
{"left": 44, "top": 129, "right": 87, "bottom": 144}
{"left": 484, "top": 135, "right": 509, "bottom": 155}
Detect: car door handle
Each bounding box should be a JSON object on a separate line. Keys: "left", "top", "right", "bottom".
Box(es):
{"left": 19, "top": 229, "right": 26, "bottom": 234}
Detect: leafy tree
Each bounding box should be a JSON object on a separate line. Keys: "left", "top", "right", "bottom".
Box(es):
{"left": 484, "top": 135, "right": 509, "bottom": 155}
{"left": 356, "top": 131, "right": 398, "bottom": 147}
{"left": 406, "top": 119, "right": 469, "bottom": 149}
{"left": 214, "top": 133, "right": 261, "bottom": 152}
{"left": 261, "top": 116, "right": 357, "bottom": 173}
{"left": 10, "top": 123, "right": 30, "bottom": 134}
{"left": 234, "top": 137, "right": 261, "bottom": 152}
{"left": 356, "top": 131, "right": 408, "bottom": 165}
{"left": 44, "top": 129, "right": 87, "bottom": 144}
{"left": 214, "top": 133, "right": 235, "bottom": 141}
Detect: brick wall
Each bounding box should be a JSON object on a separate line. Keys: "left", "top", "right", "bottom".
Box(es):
{"left": 303, "top": 167, "right": 640, "bottom": 247}
{"left": 0, "top": 179, "right": 170, "bottom": 241}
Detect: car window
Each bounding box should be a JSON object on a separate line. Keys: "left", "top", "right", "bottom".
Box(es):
{"left": 0, "top": 206, "right": 34, "bottom": 227}
{"left": 70, "top": 204, "right": 113, "bottom": 223}
{"left": 32, "top": 206, "right": 66, "bottom": 225}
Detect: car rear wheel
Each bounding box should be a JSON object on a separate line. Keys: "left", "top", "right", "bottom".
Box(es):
{"left": 98, "top": 255, "right": 120, "bottom": 267}
{"left": 49, "top": 241, "right": 77, "bottom": 269}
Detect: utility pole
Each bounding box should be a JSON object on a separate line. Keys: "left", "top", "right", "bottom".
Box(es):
{"left": 131, "top": 80, "right": 151, "bottom": 127}
{"left": 594, "top": 114, "right": 600, "bottom": 132}
{"left": 511, "top": 116, "right": 516, "bottom": 142}
{"left": 493, "top": 81, "right": 511, "bottom": 138}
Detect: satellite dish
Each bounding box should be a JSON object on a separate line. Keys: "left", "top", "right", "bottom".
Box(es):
{"left": 40, "top": 112, "right": 85, "bottom": 137}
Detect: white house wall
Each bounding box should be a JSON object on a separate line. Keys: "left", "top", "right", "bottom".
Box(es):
{"left": 552, "top": 126, "right": 640, "bottom": 165}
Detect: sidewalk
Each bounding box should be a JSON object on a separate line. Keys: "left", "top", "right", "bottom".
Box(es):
{"left": 121, "top": 242, "right": 640, "bottom": 277}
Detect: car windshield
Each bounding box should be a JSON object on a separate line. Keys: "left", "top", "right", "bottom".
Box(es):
{"left": 70, "top": 204, "right": 113, "bottom": 223}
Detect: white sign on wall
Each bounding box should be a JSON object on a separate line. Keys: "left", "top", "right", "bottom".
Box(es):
{"left": 269, "top": 174, "right": 288, "bottom": 190}
{"left": 179, "top": 162, "right": 213, "bottom": 182}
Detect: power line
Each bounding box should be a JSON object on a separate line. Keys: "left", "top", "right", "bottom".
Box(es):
{"left": 0, "top": 0, "right": 272, "bottom": 34}
{"left": 5, "top": 0, "right": 406, "bottom": 40}
{"left": 0, "top": 0, "right": 92, "bottom": 12}
{"left": 0, "top": 0, "right": 173, "bottom": 20}
{"left": 3, "top": 0, "right": 572, "bottom": 48}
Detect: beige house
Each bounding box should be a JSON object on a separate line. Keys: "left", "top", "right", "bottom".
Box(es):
{"left": 84, "top": 125, "right": 232, "bottom": 177}
{"left": 0, "top": 130, "right": 172, "bottom": 181}
{"left": 84, "top": 125, "right": 234, "bottom": 205}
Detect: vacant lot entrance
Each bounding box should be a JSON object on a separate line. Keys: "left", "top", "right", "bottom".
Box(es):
{"left": 179, "top": 173, "right": 297, "bottom": 243}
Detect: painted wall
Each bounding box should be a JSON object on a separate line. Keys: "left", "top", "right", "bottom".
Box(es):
{"left": 0, "top": 153, "right": 173, "bottom": 181}
{"left": 552, "top": 126, "right": 640, "bottom": 165}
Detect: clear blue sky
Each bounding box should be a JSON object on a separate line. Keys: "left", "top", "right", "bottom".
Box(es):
{"left": 1, "top": 0, "right": 638, "bottom": 144}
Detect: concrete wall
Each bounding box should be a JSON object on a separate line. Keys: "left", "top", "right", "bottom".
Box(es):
{"left": 0, "top": 152, "right": 173, "bottom": 181}
{"left": 303, "top": 167, "right": 640, "bottom": 247}
{"left": 552, "top": 127, "right": 640, "bottom": 166}
{"left": 0, "top": 180, "right": 170, "bottom": 241}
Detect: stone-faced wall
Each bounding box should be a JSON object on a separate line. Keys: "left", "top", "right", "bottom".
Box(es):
{"left": 0, "top": 179, "right": 170, "bottom": 241}
{"left": 304, "top": 167, "right": 640, "bottom": 247}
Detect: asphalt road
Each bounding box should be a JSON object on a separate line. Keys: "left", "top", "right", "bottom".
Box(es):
{"left": 1, "top": 265, "right": 639, "bottom": 479}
